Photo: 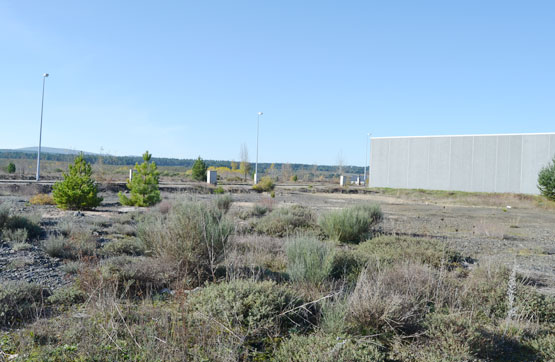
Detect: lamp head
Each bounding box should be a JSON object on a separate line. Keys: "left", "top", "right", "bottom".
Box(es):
{"left": 43, "top": 73, "right": 49, "bottom": 77}
{"left": 258, "top": 112, "right": 263, "bottom": 116}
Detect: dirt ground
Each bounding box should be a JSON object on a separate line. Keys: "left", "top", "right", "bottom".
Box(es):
{"left": 1, "top": 184, "right": 554, "bottom": 295}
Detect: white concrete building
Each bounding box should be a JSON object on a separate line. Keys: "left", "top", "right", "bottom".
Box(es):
{"left": 370, "top": 133, "right": 555, "bottom": 194}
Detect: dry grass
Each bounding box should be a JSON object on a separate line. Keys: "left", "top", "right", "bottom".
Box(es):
{"left": 28, "top": 193, "right": 55, "bottom": 205}
{"left": 372, "top": 187, "right": 555, "bottom": 209}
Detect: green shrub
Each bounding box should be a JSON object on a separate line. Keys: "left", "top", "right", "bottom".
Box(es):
{"left": 253, "top": 176, "right": 275, "bottom": 192}
{"left": 527, "top": 332, "right": 555, "bottom": 361}
{"left": 516, "top": 287, "right": 555, "bottom": 323}
{"left": 119, "top": 151, "right": 161, "bottom": 207}
{"left": 252, "top": 204, "right": 269, "bottom": 217}
{"left": 52, "top": 154, "right": 103, "bottom": 210}
{"left": 43, "top": 230, "right": 96, "bottom": 260}
{"left": 213, "top": 185, "right": 225, "bottom": 194}
{"left": 214, "top": 194, "right": 233, "bottom": 213}
{"left": 273, "top": 334, "right": 385, "bottom": 362}
{"left": 0, "top": 281, "right": 46, "bottom": 327}
{"left": 356, "top": 235, "right": 463, "bottom": 268}
{"left": 47, "top": 285, "right": 86, "bottom": 306}
{"left": 138, "top": 201, "right": 233, "bottom": 285}
{"left": 255, "top": 205, "right": 316, "bottom": 237}
{"left": 319, "top": 296, "right": 349, "bottom": 334}
{"left": 192, "top": 156, "right": 208, "bottom": 181}
{"left": 187, "top": 280, "right": 311, "bottom": 344}
{"left": 461, "top": 264, "right": 509, "bottom": 320}
{"left": 6, "top": 162, "right": 16, "bottom": 174}
{"left": 0, "top": 208, "right": 42, "bottom": 240}
{"left": 286, "top": 236, "right": 335, "bottom": 285}
{"left": 538, "top": 156, "right": 555, "bottom": 200}
{"left": 329, "top": 249, "right": 364, "bottom": 283}
{"left": 319, "top": 203, "right": 383, "bottom": 243}
{"left": 101, "top": 238, "right": 146, "bottom": 256}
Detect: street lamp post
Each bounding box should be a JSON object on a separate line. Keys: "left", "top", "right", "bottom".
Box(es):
{"left": 36, "top": 73, "right": 49, "bottom": 182}
{"left": 254, "top": 112, "right": 263, "bottom": 184}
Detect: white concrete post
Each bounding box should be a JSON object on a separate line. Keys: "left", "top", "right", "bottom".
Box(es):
{"left": 129, "top": 169, "right": 134, "bottom": 182}
{"left": 207, "top": 170, "right": 217, "bottom": 185}
{"left": 339, "top": 175, "right": 346, "bottom": 186}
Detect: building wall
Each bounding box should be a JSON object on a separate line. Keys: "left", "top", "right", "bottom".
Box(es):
{"left": 369, "top": 133, "right": 555, "bottom": 194}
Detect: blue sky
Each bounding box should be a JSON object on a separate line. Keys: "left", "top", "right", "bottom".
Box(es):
{"left": 1, "top": 1, "right": 554, "bottom": 166}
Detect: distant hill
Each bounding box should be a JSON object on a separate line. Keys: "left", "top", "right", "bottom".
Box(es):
{"left": 13, "top": 147, "right": 98, "bottom": 155}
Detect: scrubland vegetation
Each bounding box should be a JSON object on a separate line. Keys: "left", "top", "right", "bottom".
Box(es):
{"left": 0, "top": 193, "right": 553, "bottom": 362}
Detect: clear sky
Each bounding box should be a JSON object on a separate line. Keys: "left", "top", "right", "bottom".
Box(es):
{"left": 1, "top": 1, "right": 554, "bottom": 166}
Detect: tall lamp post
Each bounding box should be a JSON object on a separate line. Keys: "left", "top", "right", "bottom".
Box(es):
{"left": 254, "top": 111, "right": 263, "bottom": 184}
{"left": 36, "top": 73, "right": 49, "bottom": 182}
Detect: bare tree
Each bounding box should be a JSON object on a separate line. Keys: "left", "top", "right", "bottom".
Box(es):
{"left": 281, "top": 163, "right": 292, "bottom": 181}
{"left": 239, "top": 143, "right": 251, "bottom": 181}
{"left": 337, "top": 150, "right": 345, "bottom": 175}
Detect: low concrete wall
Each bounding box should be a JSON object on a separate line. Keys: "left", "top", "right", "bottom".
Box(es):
{"left": 370, "top": 133, "right": 555, "bottom": 194}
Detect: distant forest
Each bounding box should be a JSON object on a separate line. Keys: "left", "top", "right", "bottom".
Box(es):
{"left": 0, "top": 150, "right": 365, "bottom": 175}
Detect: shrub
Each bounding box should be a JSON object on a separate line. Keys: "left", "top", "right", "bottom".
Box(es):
{"left": 191, "top": 156, "right": 208, "bottom": 181}
{"left": 252, "top": 203, "right": 269, "bottom": 217}
{"left": 253, "top": 176, "right": 275, "bottom": 192}
{"left": 356, "top": 235, "right": 463, "bottom": 269}
{"left": 52, "top": 154, "right": 103, "bottom": 210}
{"left": 286, "top": 236, "right": 335, "bottom": 285}
{"left": 319, "top": 203, "right": 383, "bottom": 243}
{"left": 47, "top": 285, "right": 86, "bottom": 306}
{"left": 538, "top": 156, "right": 555, "bottom": 200}
{"left": 255, "top": 205, "right": 316, "bottom": 237}
{"left": 43, "top": 230, "right": 96, "bottom": 260}
{"left": 273, "top": 334, "right": 385, "bottom": 362}
{"left": 213, "top": 185, "right": 225, "bottom": 194}
{"left": 0, "top": 281, "right": 46, "bottom": 327}
{"left": 515, "top": 286, "right": 555, "bottom": 323}
{"left": 6, "top": 162, "right": 16, "bottom": 174}
{"left": 99, "top": 256, "right": 176, "bottom": 296}
{"left": 119, "top": 151, "right": 161, "bottom": 207}
{"left": 101, "top": 238, "right": 146, "bottom": 256}
{"left": 12, "top": 242, "right": 32, "bottom": 251}
{"left": 0, "top": 208, "right": 42, "bottom": 240}
{"left": 214, "top": 194, "right": 233, "bottom": 213}
{"left": 138, "top": 201, "right": 233, "bottom": 285}
{"left": 29, "top": 193, "right": 55, "bottom": 205}
{"left": 319, "top": 296, "right": 349, "bottom": 334}
{"left": 329, "top": 249, "right": 364, "bottom": 283}
{"left": 187, "top": 280, "right": 311, "bottom": 345}
{"left": 2, "top": 228, "right": 28, "bottom": 243}
{"left": 460, "top": 263, "right": 509, "bottom": 320}
{"left": 348, "top": 262, "right": 439, "bottom": 333}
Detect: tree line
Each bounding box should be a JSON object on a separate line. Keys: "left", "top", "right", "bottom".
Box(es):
{"left": 0, "top": 150, "right": 365, "bottom": 174}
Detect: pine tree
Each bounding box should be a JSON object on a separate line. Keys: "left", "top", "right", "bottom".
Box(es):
{"left": 6, "top": 162, "right": 15, "bottom": 174}
{"left": 119, "top": 151, "right": 161, "bottom": 207}
{"left": 192, "top": 156, "right": 208, "bottom": 182}
{"left": 52, "top": 154, "right": 103, "bottom": 210}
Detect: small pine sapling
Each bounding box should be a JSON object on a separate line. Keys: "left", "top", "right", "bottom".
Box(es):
{"left": 52, "top": 154, "right": 103, "bottom": 210}
{"left": 119, "top": 151, "right": 161, "bottom": 207}
{"left": 191, "top": 156, "right": 208, "bottom": 182}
